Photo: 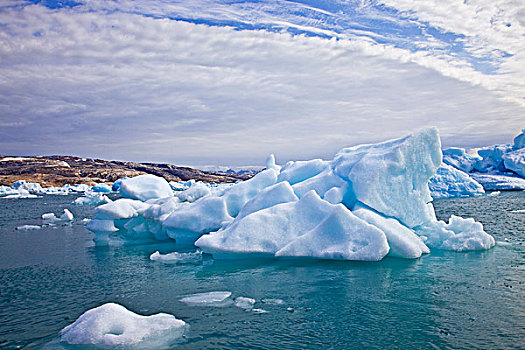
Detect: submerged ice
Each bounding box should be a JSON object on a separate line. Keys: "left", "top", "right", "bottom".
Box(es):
{"left": 87, "top": 128, "right": 495, "bottom": 261}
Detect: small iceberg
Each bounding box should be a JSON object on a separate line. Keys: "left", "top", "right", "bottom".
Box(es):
{"left": 234, "top": 297, "right": 256, "bottom": 311}
{"left": 16, "top": 225, "right": 41, "bottom": 231}
{"left": 150, "top": 251, "right": 203, "bottom": 265}
{"left": 60, "top": 303, "right": 187, "bottom": 348}
{"left": 73, "top": 191, "right": 112, "bottom": 206}
{"left": 179, "top": 291, "right": 233, "bottom": 307}
{"left": 42, "top": 209, "right": 74, "bottom": 223}
{"left": 487, "top": 191, "right": 501, "bottom": 197}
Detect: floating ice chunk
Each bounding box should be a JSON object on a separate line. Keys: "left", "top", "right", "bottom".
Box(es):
{"left": 43, "top": 187, "right": 70, "bottom": 195}
{"left": 16, "top": 225, "right": 41, "bottom": 230}
{"left": 70, "top": 184, "right": 91, "bottom": 193}
{"left": 470, "top": 173, "right": 525, "bottom": 190}
{"left": 92, "top": 183, "right": 112, "bottom": 193}
{"left": 13, "top": 180, "right": 43, "bottom": 194}
{"left": 275, "top": 204, "right": 389, "bottom": 261}
{"left": 511, "top": 209, "right": 525, "bottom": 214}
{"left": 74, "top": 191, "right": 112, "bottom": 206}
{"left": 502, "top": 148, "right": 525, "bottom": 177}
{"left": 179, "top": 291, "right": 233, "bottom": 307}
{"left": 94, "top": 199, "right": 150, "bottom": 220}
{"left": 487, "top": 191, "right": 501, "bottom": 196}
{"left": 1, "top": 191, "right": 39, "bottom": 199}
{"left": 353, "top": 205, "right": 429, "bottom": 259}
{"left": 252, "top": 308, "right": 268, "bottom": 314}
{"left": 332, "top": 128, "right": 441, "bottom": 228}
{"left": 42, "top": 213, "right": 59, "bottom": 222}
{"left": 150, "top": 250, "right": 203, "bottom": 264}
{"left": 0, "top": 185, "right": 20, "bottom": 197}
{"left": 261, "top": 298, "right": 284, "bottom": 305}
{"left": 60, "top": 209, "right": 74, "bottom": 221}
{"left": 428, "top": 164, "right": 485, "bottom": 198}
{"left": 440, "top": 216, "right": 495, "bottom": 251}
{"left": 42, "top": 209, "right": 73, "bottom": 223}
{"left": 442, "top": 147, "right": 481, "bottom": 173}
{"left": 60, "top": 303, "right": 187, "bottom": 348}
{"left": 415, "top": 216, "right": 495, "bottom": 251}
{"left": 197, "top": 191, "right": 390, "bottom": 261}
{"left": 234, "top": 297, "right": 256, "bottom": 311}
{"left": 119, "top": 174, "right": 173, "bottom": 201}
{"left": 277, "top": 159, "right": 328, "bottom": 185}
{"left": 235, "top": 181, "right": 298, "bottom": 220}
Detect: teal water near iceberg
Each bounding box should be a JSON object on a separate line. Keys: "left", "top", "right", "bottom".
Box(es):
{"left": 0, "top": 192, "right": 524, "bottom": 349}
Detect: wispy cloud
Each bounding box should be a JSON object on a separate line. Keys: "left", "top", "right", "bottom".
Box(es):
{"left": 0, "top": 3, "right": 523, "bottom": 166}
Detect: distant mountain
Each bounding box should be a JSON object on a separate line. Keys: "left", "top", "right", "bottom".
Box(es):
{"left": 0, "top": 155, "right": 252, "bottom": 187}
{"left": 197, "top": 165, "right": 263, "bottom": 176}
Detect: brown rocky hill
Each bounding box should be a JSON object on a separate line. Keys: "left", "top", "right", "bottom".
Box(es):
{"left": 0, "top": 155, "right": 252, "bottom": 187}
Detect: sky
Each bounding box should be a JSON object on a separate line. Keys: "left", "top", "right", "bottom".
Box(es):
{"left": 0, "top": 0, "right": 524, "bottom": 166}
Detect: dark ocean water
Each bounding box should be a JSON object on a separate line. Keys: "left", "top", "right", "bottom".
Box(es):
{"left": 0, "top": 192, "right": 524, "bottom": 349}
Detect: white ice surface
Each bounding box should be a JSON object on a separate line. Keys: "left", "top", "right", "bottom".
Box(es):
{"left": 150, "top": 250, "right": 203, "bottom": 264}
{"left": 119, "top": 174, "right": 173, "bottom": 201}
{"left": 60, "top": 303, "right": 187, "bottom": 348}
{"left": 470, "top": 173, "right": 525, "bottom": 190}
{"left": 502, "top": 148, "right": 525, "bottom": 177}
{"left": 429, "top": 164, "right": 485, "bottom": 198}
{"left": 16, "top": 225, "right": 41, "bottom": 230}
{"left": 179, "top": 291, "right": 233, "bottom": 307}
{"left": 197, "top": 191, "right": 390, "bottom": 261}
{"left": 353, "top": 205, "right": 429, "bottom": 258}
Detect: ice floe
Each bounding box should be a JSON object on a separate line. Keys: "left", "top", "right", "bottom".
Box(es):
{"left": 60, "top": 303, "right": 187, "bottom": 348}
{"left": 150, "top": 250, "right": 203, "bottom": 264}
{"left": 16, "top": 225, "right": 41, "bottom": 231}
{"left": 179, "top": 291, "right": 233, "bottom": 307}
{"left": 73, "top": 191, "right": 112, "bottom": 206}
{"left": 234, "top": 297, "right": 256, "bottom": 311}
{"left": 42, "top": 209, "right": 74, "bottom": 223}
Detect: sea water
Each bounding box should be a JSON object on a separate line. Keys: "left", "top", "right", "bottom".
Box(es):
{"left": 0, "top": 192, "right": 523, "bottom": 349}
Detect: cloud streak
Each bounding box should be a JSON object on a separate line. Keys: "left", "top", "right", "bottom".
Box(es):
{"left": 0, "top": 3, "right": 523, "bottom": 166}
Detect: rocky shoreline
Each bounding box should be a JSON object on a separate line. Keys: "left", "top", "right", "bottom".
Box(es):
{"left": 0, "top": 155, "right": 252, "bottom": 187}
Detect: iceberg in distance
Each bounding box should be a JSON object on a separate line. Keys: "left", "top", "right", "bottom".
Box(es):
{"left": 428, "top": 164, "right": 485, "bottom": 199}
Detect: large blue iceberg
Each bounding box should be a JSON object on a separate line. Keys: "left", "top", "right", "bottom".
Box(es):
{"left": 87, "top": 128, "right": 495, "bottom": 261}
